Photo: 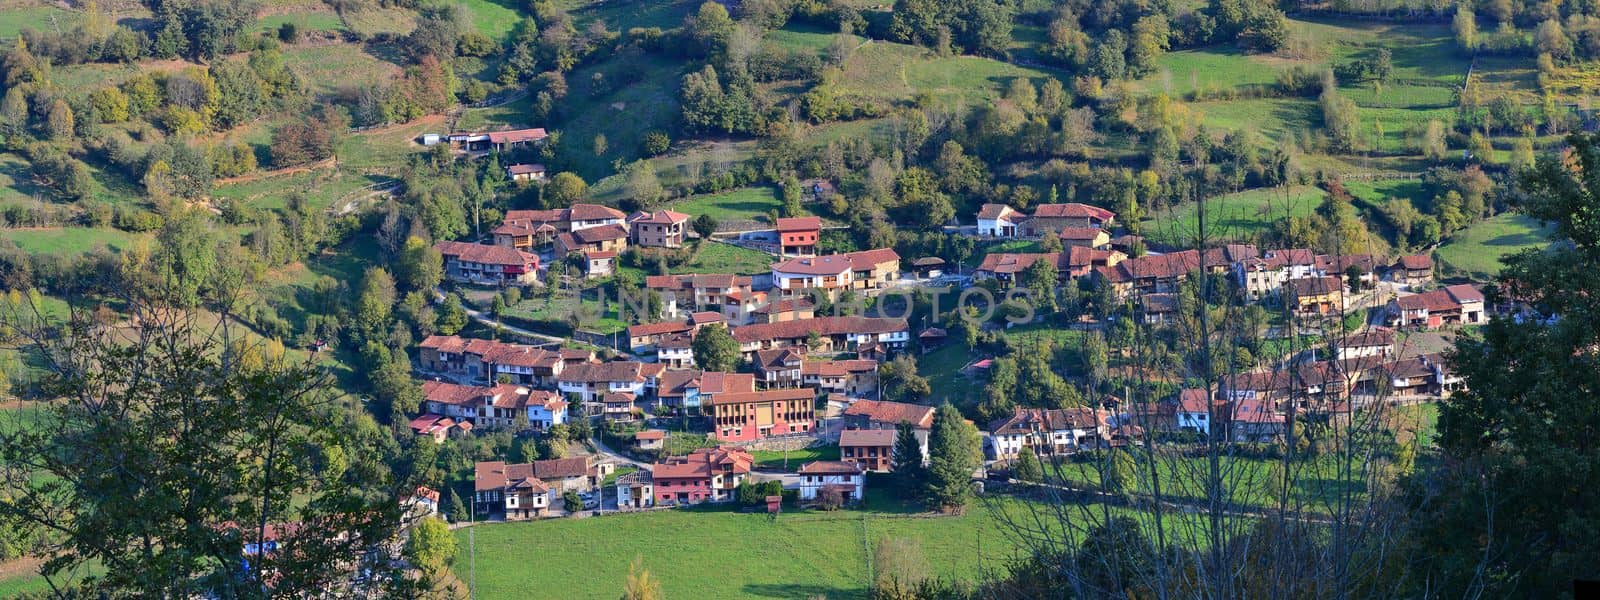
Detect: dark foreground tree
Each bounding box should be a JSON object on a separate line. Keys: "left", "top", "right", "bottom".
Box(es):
{"left": 0, "top": 297, "right": 422, "bottom": 596}
{"left": 891, "top": 421, "right": 926, "bottom": 491}
{"left": 1403, "top": 132, "right": 1600, "bottom": 596}
{"left": 925, "top": 402, "right": 980, "bottom": 512}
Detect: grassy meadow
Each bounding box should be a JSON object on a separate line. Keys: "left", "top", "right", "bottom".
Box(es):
{"left": 1143, "top": 185, "right": 1327, "bottom": 246}
{"left": 1435, "top": 213, "right": 1555, "bottom": 278}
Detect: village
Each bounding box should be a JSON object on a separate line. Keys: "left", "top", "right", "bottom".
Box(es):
{"left": 403, "top": 169, "right": 1487, "bottom": 524}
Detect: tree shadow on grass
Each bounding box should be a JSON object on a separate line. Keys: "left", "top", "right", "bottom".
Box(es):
{"left": 742, "top": 583, "right": 866, "bottom": 599}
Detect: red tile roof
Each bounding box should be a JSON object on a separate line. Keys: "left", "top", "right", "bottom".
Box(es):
{"left": 842, "top": 400, "right": 934, "bottom": 429}
{"left": 1098, "top": 250, "right": 1202, "bottom": 283}
{"left": 731, "top": 316, "right": 908, "bottom": 344}
{"left": 627, "top": 321, "right": 692, "bottom": 339}
{"left": 434, "top": 241, "right": 537, "bottom": 266}
{"left": 475, "top": 461, "right": 549, "bottom": 493}
{"left": 568, "top": 203, "right": 627, "bottom": 221}
{"left": 1057, "top": 227, "right": 1106, "bottom": 241}
{"left": 705, "top": 387, "right": 815, "bottom": 406}
{"left": 630, "top": 209, "right": 689, "bottom": 225}
{"left": 772, "top": 255, "right": 853, "bottom": 276}
{"left": 635, "top": 429, "right": 666, "bottom": 441}
{"left": 485, "top": 128, "right": 548, "bottom": 144}
{"left": 776, "top": 216, "right": 822, "bottom": 232}
{"left": 1030, "top": 203, "right": 1115, "bottom": 221}
{"left": 652, "top": 446, "right": 753, "bottom": 480}
{"left": 658, "top": 370, "right": 757, "bottom": 397}
{"left": 1395, "top": 284, "right": 1483, "bottom": 311}
{"left": 1395, "top": 254, "right": 1433, "bottom": 271}
{"left": 1285, "top": 276, "right": 1344, "bottom": 297}
{"left": 977, "top": 203, "right": 1021, "bottom": 220}
{"left": 987, "top": 407, "right": 1102, "bottom": 435}
{"left": 845, "top": 248, "right": 901, "bottom": 271}
{"left": 802, "top": 359, "right": 878, "bottom": 377}
{"left": 839, "top": 428, "right": 897, "bottom": 447}
{"left": 557, "top": 361, "right": 650, "bottom": 383}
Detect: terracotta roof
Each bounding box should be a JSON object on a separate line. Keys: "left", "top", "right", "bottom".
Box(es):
{"left": 657, "top": 332, "right": 693, "bottom": 349}
{"left": 845, "top": 248, "right": 901, "bottom": 271}
{"left": 1030, "top": 203, "right": 1115, "bottom": 221}
{"left": 422, "top": 380, "right": 490, "bottom": 407}
{"left": 658, "top": 370, "right": 757, "bottom": 397}
{"left": 1141, "top": 293, "right": 1178, "bottom": 314}
{"left": 1395, "top": 284, "right": 1484, "bottom": 312}
{"left": 977, "top": 252, "right": 1052, "bottom": 275}
{"left": 570, "top": 223, "right": 629, "bottom": 244}
{"left": 754, "top": 347, "right": 806, "bottom": 369}
{"left": 987, "top": 407, "right": 1103, "bottom": 435}
{"left": 503, "top": 208, "right": 567, "bottom": 224}
{"left": 1285, "top": 276, "right": 1344, "bottom": 297}
{"left": 919, "top": 327, "right": 947, "bottom": 339}
{"left": 652, "top": 446, "right": 753, "bottom": 480}
{"left": 1395, "top": 254, "right": 1433, "bottom": 270}
{"left": 475, "top": 461, "right": 549, "bottom": 493}
{"left": 568, "top": 203, "right": 627, "bottom": 221}
{"left": 839, "top": 428, "right": 897, "bottom": 446}
{"left": 1267, "top": 248, "right": 1318, "bottom": 266}
{"left": 1316, "top": 253, "right": 1377, "bottom": 274}
{"left": 1231, "top": 400, "right": 1283, "bottom": 424}
{"left": 798, "top": 460, "right": 863, "bottom": 475}
{"left": 802, "top": 359, "right": 877, "bottom": 377}
{"left": 776, "top": 216, "right": 822, "bottom": 232}
{"left": 1176, "top": 389, "right": 1222, "bottom": 413}
{"left": 977, "top": 203, "right": 1021, "bottom": 220}
{"left": 1057, "top": 227, "right": 1106, "bottom": 241}
{"left": 1202, "top": 244, "right": 1259, "bottom": 268}
{"left": 1098, "top": 250, "right": 1202, "bottom": 283}
{"left": 705, "top": 387, "right": 814, "bottom": 406}
{"left": 602, "top": 391, "right": 636, "bottom": 404}
{"left": 628, "top": 321, "right": 693, "bottom": 339}
{"left": 485, "top": 128, "right": 548, "bottom": 144}
{"left": 772, "top": 255, "right": 853, "bottom": 276}
{"left": 557, "top": 361, "right": 648, "bottom": 383}
{"left": 842, "top": 400, "right": 934, "bottom": 429}
{"left": 630, "top": 209, "right": 689, "bottom": 225}
{"left": 435, "top": 241, "right": 536, "bottom": 266}
{"left": 731, "top": 316, "right": 908, "bottom": 344}
{"left": 635, "top": 429, "right": 666, "bottom": 440}
{"left": 532, "top": 457, "right": 591, "bottom": 480}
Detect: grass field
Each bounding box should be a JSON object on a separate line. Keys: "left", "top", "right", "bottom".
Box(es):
{"left": 0, "top": 227, "right": 146, "bottom": 256}
{"left": 281, "top": 44, "right": 402, "bottom": 97}
{"left": 666, "top": 187, "right": 783, "bottom": 227}
{"left": 455, "top": 492, "right": 1071, "bottom": 600}
{"left": 256, "top": 10, "right": 344, "bottom": 34}
{"left": 0, "top": 5, "right": 73, "bottom": 41}
{"left": 503, "top": 296, "right": 630, "bottom": 335}
{"left": 458, "top": 0, "right": 521, "bottom": 41}
{"left": 1435, "top": 213, "right": 1554, "bottom": 279}
{"left": 752, "top": 445, "right": 841, "bottom": 471}
{"left": 670, "top": 241, "right": 774, "bottom": 276}
{"left": 1143, "top": 185, "right": 1326, "bottom": 246}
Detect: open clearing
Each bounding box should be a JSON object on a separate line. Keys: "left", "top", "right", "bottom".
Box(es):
{"left": 1434, "top": 213, "right": 1554, "bottom": 279}
{"left": 1143, "top": 185, "right": 1326, "bottom": 246}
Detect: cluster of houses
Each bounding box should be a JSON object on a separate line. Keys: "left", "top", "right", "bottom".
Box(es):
{"left": 978, "top": 235, "right": 1466, "bottom": 325}
{"left": 424, "top": 193, "right": 1491, "bottom": 521}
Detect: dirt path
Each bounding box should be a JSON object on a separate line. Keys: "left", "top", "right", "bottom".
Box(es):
{"left": 216, "top": 157, "right": 337, "bottom": 185}
{"left": 0, "top": 555, "right": 43, "bottom": 581}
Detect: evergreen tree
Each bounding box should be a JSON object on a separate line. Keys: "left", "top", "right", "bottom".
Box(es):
{"left": 891, "top": 421, "right": 926, "bottom": 491}
{"left": 1014, "top": 448, "right": 1044, "bottom": 482}
{"left": 925, "top": 402, "right": 981, "bottom": 511}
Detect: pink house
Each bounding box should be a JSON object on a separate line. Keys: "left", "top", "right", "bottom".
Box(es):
{"left": 650, "top": 446, "right": 754, "bottom": 505}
